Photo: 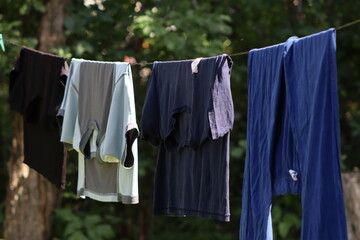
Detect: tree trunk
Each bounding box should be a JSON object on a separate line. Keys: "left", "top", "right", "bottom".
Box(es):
{"left": 342, "top": 172, "right": 360, "bottom": 240}
{"left": 5, "top": 114, "right": 60, "bottom": 240}
{"left": 5, "top": 0, "right": 68, "bottom": 239}
{"left": 38, "top": 0, "right": 68, "bottom": 52}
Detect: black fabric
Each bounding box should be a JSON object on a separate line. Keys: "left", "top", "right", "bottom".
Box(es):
{"left": 124, "top": 128, "right": 139, "bottom": 168}
{"left": 9, "top": 47, "right": 68, "bottom": 189}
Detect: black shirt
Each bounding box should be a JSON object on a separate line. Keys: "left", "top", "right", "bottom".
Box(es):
{"left": 9, "top": 47, "right": 68, "bottom": 189}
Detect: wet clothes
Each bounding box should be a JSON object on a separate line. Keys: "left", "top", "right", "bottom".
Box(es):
{"left": 240, "top": 29, "right": 348, "bottom": 239}
{"left": 58, "top": 59, "right": 139, "bottom": 203}
{"left": 9, "top": 47, "right": 68, "bottom": 189}
{"left": 141, "top": 54, "right": 233, "bottom": 221}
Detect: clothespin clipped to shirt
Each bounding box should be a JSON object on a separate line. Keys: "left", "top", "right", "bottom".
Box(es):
{"left": 0, "top": 34, "right": 5, "bottom": 52}
{"left": 191, "top": 57, "right": 203, "bottom": 74}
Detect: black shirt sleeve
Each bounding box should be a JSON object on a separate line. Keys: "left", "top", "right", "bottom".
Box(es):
{"left": 140, "top": 63, "right": 161, "bottom": 146}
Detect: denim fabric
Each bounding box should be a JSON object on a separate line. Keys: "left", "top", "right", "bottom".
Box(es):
{"left": 240, "top": 29, "right": 348, "bottom": 239}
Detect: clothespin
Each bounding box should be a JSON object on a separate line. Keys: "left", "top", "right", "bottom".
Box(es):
{"left": 0, "top": 34, "right": 5, "bottom": 52}
{"left": 191, "top": 57, "right": 203, "bottom": 74}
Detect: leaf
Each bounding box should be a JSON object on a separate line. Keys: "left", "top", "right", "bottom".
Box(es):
{"left": 33, "top": 1, "right": 46, "bottom": 13}
{"left": 278, "top": 213, "right": 301, "bottom": 238}
{"left": 54, "top": 208, "right": 74, "bottom": 222}
{"left": 278, "top": 221, "right": 290, "bottom": 238}
{"left": 271, "top": 205, "right": 282, "bottom": 222}
{"left": 83, "top": 214, "right": 102, "bottom": 228}
{"left": 231, "top": 147, "right": 242, "bottom": 158}
{"left": 93, "top": 224, "right": 115, "bottom": 239}
{"left": 68, "top": 231, "right": 88, "bottom": 240}
{"left": 64, "top": 217, "right": 83, "bottom": 237}
{"left": 19, "top": 4, "right": 29, "bottom": 15}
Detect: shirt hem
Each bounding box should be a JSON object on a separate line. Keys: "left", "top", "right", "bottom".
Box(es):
{"left": 154, "top": 207, "right": 230, "bottom": 222}
{"left": 77, "top": 188, "right": 139, "bottom": 204}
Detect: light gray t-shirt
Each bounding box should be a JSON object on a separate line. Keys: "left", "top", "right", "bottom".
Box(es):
{"left": 58, "top": 58, "right": 138, "bottom": 203}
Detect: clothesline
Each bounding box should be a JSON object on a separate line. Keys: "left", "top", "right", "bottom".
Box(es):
{"left": 2, "top": 18, "right": 360, "bottom": 66}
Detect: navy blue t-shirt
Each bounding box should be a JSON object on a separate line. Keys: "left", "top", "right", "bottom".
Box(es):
{"left": 141, "top": 54, "right": 233, "bottom": 221}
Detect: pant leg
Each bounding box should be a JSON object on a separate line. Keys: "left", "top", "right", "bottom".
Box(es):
{"left": 284, "top": 29, "right": 348, "bottom": 240}
{"left": 240, "top": 44, "right": 285, "bottom": 240}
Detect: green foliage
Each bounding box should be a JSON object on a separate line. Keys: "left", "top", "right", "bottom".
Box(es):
{"left": 231, "top": 139, "right": 246, "bottom": 159}
{"left": 131, "top": 1, "right": 232, "bottom": 59}
{"left": 149, "top": 217, "right": 235, "bottom": 240}
{"left": 53, "top": 208, "right": 115, "bottom": 240}
{"left": 272, "top": 196, "right": 302, "bottom": 239}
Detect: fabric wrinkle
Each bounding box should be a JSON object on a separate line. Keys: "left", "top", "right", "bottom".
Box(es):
{"left": 141, "top": 54, "right": 233, "bottom": 221}
{"left": 9, "top": 47, "right": 68, "bottom": 189}
{"left": 58, "top": 59, "right": 139, "bottom": 203}
{"left": 240, "top": 28, "right": 348, "bottom": 240}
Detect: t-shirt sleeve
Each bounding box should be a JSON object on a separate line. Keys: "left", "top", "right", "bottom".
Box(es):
{"left": 140, "top": 63, "right": 161, "bottom": 146}
{"left": 208, "top": 55, "right": 234, "bottom": 139}
{"left": 100, "top": 64, "right": 139, "bottom": 167}
{"left": 123, "top": 67, "right": 139, "bottom": 168}
{"left": 58, "top": 61, "right": 80, "bottom": 150}
{"left": 56, "top": 61, "right": 70, "bottom": 129}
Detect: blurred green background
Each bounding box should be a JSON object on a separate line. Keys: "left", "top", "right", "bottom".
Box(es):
{"left": 1, "top": 0, "right": 359, "bottom": 239}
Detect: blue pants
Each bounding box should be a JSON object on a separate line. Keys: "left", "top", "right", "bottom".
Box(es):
{"left": 240, "top": 28, "right": 348, "bottom": 240}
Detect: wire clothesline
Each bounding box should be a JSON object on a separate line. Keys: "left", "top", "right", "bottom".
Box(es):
{"left": 2, "top": 18, "right": 360, "bottom": 66}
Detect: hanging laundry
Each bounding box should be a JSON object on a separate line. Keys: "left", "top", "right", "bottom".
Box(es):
{"left": 141, "top": 54, "right": 233, "bottom": 221}
{"left": 9, "top": 47, "right": 68, "bottom": 189}
{"left": 58, "top": 59, "right": 139, "bottom": 203}
{"left": 240, "top": 29, "right": 348, "bottom": 239}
